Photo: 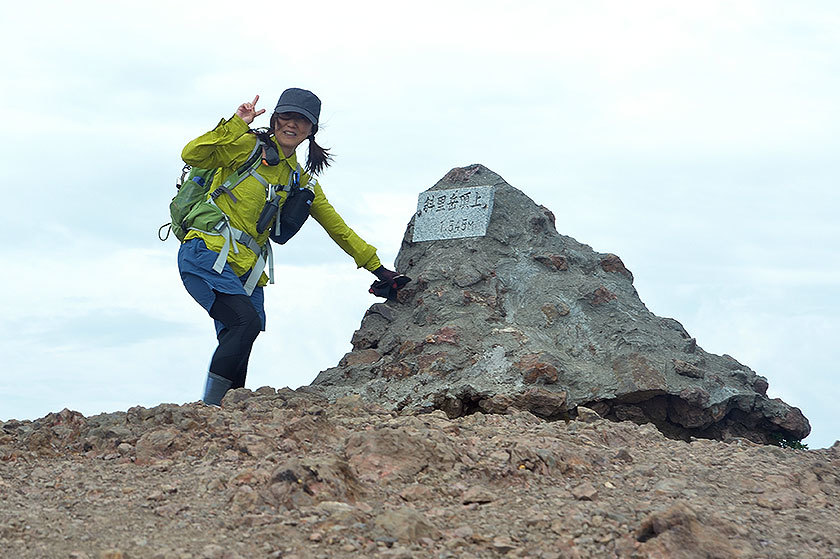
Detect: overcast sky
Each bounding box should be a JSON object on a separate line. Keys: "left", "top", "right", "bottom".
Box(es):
{"left": 1, "top": 0, "right": 837, "bottom": 448}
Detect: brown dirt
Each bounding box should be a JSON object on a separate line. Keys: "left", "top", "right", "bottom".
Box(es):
{"left": 1, "top": 387, "right": 838, "bottom": 559}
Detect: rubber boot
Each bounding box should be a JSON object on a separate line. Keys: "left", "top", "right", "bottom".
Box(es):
{"left": 203, "top": 372, "right": 232, "bottom": 406}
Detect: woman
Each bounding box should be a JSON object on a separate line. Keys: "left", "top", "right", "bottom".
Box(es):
{"left": 179, "top": 88, "right": 401, "bottom": 405}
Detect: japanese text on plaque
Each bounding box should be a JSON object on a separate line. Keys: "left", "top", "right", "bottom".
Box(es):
{"left": 412, "top": 185, "right": 495, "bottom": 242}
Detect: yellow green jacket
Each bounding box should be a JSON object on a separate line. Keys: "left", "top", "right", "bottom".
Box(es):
{"left": 181, "top": 115, "right": 381, "bottom": 284}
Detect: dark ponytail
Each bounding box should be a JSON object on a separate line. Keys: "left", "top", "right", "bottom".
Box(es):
{"left": 306, "top": 135, "right": 333, "bottom": 176}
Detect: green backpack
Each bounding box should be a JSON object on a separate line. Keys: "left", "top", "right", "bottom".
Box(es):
{"left": 158, "top": 134, "right": 267, "bottom": 243}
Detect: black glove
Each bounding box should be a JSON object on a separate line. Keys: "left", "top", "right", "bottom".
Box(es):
{"left": 373, "top": 266, "right": 400, "bottom": 283}
{"left": 370, "top": 266, "right": 411, "bottom": 300}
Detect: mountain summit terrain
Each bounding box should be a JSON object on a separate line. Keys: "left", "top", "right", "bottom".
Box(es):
{"left": 1, "top": 165, "right": 834, "bottom": 559}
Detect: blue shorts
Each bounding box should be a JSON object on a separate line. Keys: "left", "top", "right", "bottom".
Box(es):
{"left": 178, "top": 238, "right": 266, "bottom": 336}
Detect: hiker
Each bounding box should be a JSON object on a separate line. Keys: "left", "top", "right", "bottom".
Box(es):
{"left": 178, "top": 88, "right": 405, "bottom": 405}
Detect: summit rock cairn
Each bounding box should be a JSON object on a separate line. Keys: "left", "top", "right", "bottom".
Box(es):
{"left": 313, "top": 164, "right": 810, "bottom": 444}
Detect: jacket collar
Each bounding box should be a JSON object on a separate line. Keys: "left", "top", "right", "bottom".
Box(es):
{"left": 271, "top": 136, "right": 300, "bottom": 171}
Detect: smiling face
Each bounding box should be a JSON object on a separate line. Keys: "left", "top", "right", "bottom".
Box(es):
{"left": 272, "top": 112, "right": 313, "bottom": 157}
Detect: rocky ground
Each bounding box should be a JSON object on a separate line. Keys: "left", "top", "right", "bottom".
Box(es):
{"left": 2, "top": 387, "right": 838, "bottom": 559}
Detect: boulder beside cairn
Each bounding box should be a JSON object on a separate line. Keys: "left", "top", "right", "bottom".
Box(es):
{"left": 311, "top": 164, "right": 810, "bottom": 444}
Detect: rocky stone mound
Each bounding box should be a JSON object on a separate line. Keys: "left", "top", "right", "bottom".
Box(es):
{"left": 1, "top": 391, "right": 837, "bottom": 558}
{"left": 313, "top": 164, "right": 810, "bottom": 444}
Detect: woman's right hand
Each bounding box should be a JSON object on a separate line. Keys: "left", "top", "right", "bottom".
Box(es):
{"left": 235, "top": 95, "right": 266, "bottom": 124}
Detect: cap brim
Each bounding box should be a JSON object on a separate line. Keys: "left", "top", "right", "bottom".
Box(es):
{"left": 273, "top": 105, "right": 318, "bottom": 127}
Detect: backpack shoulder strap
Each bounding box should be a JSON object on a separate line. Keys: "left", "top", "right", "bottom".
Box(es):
{"left": 277, "top": 163, "right": 304, "bottom": 193}
{"left": 300, "top": 164, "right": 316, "bottom": 190}
{"left": 209, "top": 135, "right": 265, "bottom": 202}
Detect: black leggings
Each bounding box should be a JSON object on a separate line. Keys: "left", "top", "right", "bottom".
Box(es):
{"left": 208, "top": 291, "right": 262, "bottom": 389}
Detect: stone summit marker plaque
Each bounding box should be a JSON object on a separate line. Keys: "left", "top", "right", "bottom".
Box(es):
{"left": 412, "top": 185, "right": 495, "bottom": 242}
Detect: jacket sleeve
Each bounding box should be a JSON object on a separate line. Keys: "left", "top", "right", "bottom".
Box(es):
{"left": 181, "top": 115, "right": 253, "bottom": 169}
{"left": 310, "top": 181, "right": 382, "bottom": 271}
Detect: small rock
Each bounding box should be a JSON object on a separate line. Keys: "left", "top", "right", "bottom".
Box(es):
{"left": 533, "top": 254, "right": 569, "bottom": 271}
{"left": 30, "top": 466, "right": 50, "bottom": 478}
{"left": 451, "top": 525, "right": 474, "bottom": 539}
{"left": 756, "top": 489, "right": 800, "bottom": 510}
{"left": 652, "top": 478, "right": 687, "bottom": 495}
{"left": 146, "top": 490, "right": 165, "bottom": 501}
{"left": 513, "top": 387, "right": 567, "bottom": 419}
{"left": 572, "top": 483, "right": 597, "bottom": 501}
{"left": 368, "top": 302, "right": 396, "bottom": 322}
{"left": 454, "top": 263, "right": 484, "bottom": 287}
{"left": 673, "top": 359, "right": 705, "bottom": 379}
{"left": 339, "top": 349, "right": 382, "bottom": 367}
{"left": 374, "top": 507, "right": 438, "bottom": 542}
{"left": 541, "top": 302, "right": 571, "bottom": 325}
{"left": 315, "top": 501, "right": 354, "bottom": 514}
{"left": 425, "top": 326, "right": 460, "bottom": 345}
{"left": 600, "top": 254, "right": 633, "bottom": 279}
{"left": 613, "top": 449, "right": 634, "bottom": 463}
{"left": 134, "top": 428, "right": 180, "bottom": 465}
{"left": 491, "top": 535, "right": 517, "bottom": 553}
{"left": 576, "top": 406, "right": 601, "bottom": 423}
{"left": 399, "top": 483, "right": 433, "bottom": 502}
{"left": 461, "top": 486, "right": 495, "bottom": 504}
{"left": 514, "top": 353, "right": 560, "bottom": 385}
{"left": 199, "top": 544, "right": 224, "bottom": 559}
{"left": 590, "top": 286, "right": 617, "bottom": 305}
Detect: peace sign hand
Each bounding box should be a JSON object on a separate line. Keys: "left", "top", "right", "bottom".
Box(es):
{"left": 236, "top": 95, "right": 266, "bottom": 124}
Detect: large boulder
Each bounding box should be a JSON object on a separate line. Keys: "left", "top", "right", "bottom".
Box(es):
{"left": 311, "top": 164, "right": 809, "bottom": 444}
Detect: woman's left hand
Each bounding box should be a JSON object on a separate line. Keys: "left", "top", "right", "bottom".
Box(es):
{"left": 236, "top": 95, "right": 266, "bottom": 124}
{"left": 369, "top": 267, "right": 411, "bottom": 300}
{"left": 373, "top": 266, "right": 400, "bottom": 284}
